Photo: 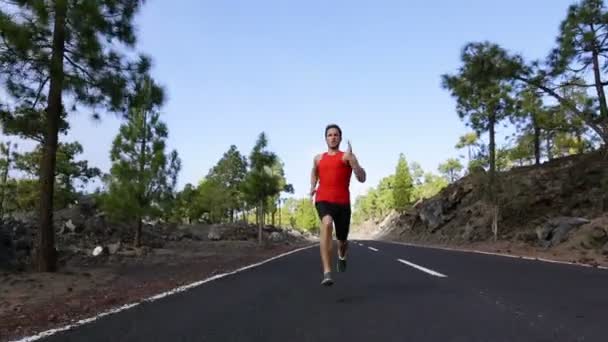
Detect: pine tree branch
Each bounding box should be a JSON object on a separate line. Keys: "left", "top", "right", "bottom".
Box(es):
{"left": 566, "top": 61, "right": 592, "bottom": 73}
{"left": 147, "top": 179, "right": 162, "bottom": 200}
{"left": 600, "top": 31, "right": 608, "bottom": 47}
{"left": 555, "top": 80, "right": 608, "bottom": 89}
{"left": 63, "top": 44, "right": 77, "bottom": 57}
{"left": 0, "top": 34, "right": 32, "bottom": 64}
{"left": 63, "top": 53, "right": 95, "bottom": 84}
{"left": 102, "top": 11, "right": 124, "bottom": 20}
{"left": 31, "top": 75, "right": 49, "bottom": 108}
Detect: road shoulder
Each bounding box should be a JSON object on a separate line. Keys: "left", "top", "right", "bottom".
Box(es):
{"left": 1, "top": 240, "right": 315, "bottom": 342}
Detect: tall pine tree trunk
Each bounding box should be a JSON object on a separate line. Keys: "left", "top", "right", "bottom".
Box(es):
{"left": 0, "top": 143, "right": 12, "bottom": 218}
{"left": 533, "top": 115, "right": 541, "bottom": 165}
{"left": 592, "top": 45, "right": 608, "bottom": 120}
{"left": 489, "top": 113, "right": 496, "bottom": 192}
{"left": 258, "top": 201, "right": 264, "bottom": 245}
{"left": 135, "top": 107, "right": 147, "bottom": 247}
{"left": 489, "top": 113, "right": 499, "bottom": 241}
{"left": 36, "top": 0, "right": 67, "bottom": 272}
{"left": 591, "top": 43, "right": 608, "bottom": 148}
{"left": 278, "top": 200, "right": 281, "bottom": 227}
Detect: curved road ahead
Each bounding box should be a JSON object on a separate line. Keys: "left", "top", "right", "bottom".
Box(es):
{"left": 17, "top": 240, "right": 608, "bottom": 342}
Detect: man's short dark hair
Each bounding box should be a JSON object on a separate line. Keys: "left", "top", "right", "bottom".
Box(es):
{"left": 325, "top": 124, "right": 342, "bottom": 137}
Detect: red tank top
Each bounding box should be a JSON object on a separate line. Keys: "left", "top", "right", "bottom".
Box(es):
{"left": 315, "top": 151, "right": 352, "bottom": 204}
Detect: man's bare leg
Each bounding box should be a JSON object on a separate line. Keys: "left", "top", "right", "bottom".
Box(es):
{"left": 320, "top": 215, "right": 333, "bottom": 273}
{"left": 338, "top": 239, "right": 348, "bottom": 259}
{"left": 320, "top": 215, "right": 334, "bottom": 285}
{"left": 336, "top": 239, "right": 348, "bottom": 272}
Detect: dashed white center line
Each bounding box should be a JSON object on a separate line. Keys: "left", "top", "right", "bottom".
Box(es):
{"left": 368, "top": 246, "right": 379, "bottom": 252}
{"left": 397, "top": 258, "right": 447, "bottom": 278}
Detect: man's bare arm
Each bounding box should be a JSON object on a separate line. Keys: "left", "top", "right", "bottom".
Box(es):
{"left": 349, "top": 155, "right": 366, "bottom": 183}
{"left": 343, "top": 140, "right": 366, "bottom": 183}
{"left": 310, "top": 154, "right": 320, "bottom": 195}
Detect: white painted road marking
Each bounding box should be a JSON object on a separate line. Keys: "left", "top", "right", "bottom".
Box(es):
{"left": 368, "top": 246, "right": 379, "bottom": 252}
{"left": 397, "top": 258, "right": 447, "bottom": 278}
{"left": 10, "top": 244, "right": 317, "bottom": 342}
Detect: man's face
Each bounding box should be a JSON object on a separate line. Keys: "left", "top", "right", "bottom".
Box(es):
{"left": 325, "top": 128, "right": 341, "bottom": 149}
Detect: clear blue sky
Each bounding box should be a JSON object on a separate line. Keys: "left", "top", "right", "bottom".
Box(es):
{"left": 54, "top": 0, "right": 575, "bottom": 199}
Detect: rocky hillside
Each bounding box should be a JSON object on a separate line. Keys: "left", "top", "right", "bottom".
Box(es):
{"left": 365, "top": 150, "right": 608, "bottom": 265}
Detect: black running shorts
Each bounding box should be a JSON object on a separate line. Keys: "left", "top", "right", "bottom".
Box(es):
{"left": 315, "top": 201, "right": 351, "bottom": 241}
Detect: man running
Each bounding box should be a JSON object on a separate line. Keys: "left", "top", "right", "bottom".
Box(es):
{"left": 310, "top": 123, "right": 366, "bottom": 286}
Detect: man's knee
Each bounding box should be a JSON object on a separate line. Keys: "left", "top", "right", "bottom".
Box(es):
{"left": 321, "top": 215, "right": 333, "bottom": 227}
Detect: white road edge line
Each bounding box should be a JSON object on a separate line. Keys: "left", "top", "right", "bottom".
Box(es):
{"left": 397, "top": 258, "right": 447, "bottom": 278}
{"left": 379, "top": 240, "right": 608, "bottom": 271}
{"left": 368, "top": 246, "right": 379, "bottom": 252}
{"left": 10, "top": 244, "right": 318, "bottom": 342}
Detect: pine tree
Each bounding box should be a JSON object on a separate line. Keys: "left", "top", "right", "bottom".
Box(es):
{"left": 172, "top": 183, "right": 198, "bottom": 224}
{"left": 472, "top": 1, "right": 608, "bottom": 146}
{"left": 546, "top": 0, "right": 608, "bottom": 144}
{"left": 207, "top": 145, "right": 248, "bottom": 222}
{"left": 104, "top": 76, "right": 180, "bottom": 247}
{"left": 393, "top": 153, "right": 413, "bottom": 212}
{"left": 438, "top": 158, "right": 464, "bottom": 183}
{"left": 241, "top": 132, "right": 284, "bottom": 244}
{"left": 14, "top": 142, "right": 101, "bottom": 192}
{"left": 455, "top": 132, "right": 479, "bottom": 167}
{"left": 441, "top": 42, "right": 518, "bottom": 197}
{"left": 0, "top": 0, "right": 152, "bottom": 271}
{"left": 513, "top": 87, "right": 549, "bottom": 165}
{"left": 196, "top": 177, "right": 232, "bottom": 224}
{"left": 265, "top": 159, "right": 293, "bottom": 226}
{"left": 508, "top": 133, "right": 536, "bottom": 166}
{"left": 0, "top": 141, "right": 18, "bottom": 218}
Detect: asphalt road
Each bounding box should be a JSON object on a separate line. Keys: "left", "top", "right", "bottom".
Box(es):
{"left": 23, "top": 240, "right": 608, "bottom": 342}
